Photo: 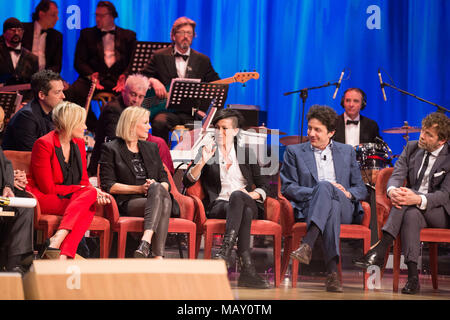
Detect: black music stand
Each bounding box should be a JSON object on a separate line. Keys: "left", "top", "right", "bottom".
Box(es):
{"left": 166, "top": 80, "right": 229, "bottom": 113}
{"left": 129, "top": 41, "right": 172, "bottom": 74}
{"left": 0, "top": 92, "right": 22, "bottom": 124}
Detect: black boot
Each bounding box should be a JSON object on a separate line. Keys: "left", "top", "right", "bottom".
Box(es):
{"left": 134, "top": 240, "right": 152, "bottom": 258}
{"left": 237, "top": 251, "right": 270, "bottom": 289}
{"left": 213, "top": 230, "right": 237, "bottom": 265}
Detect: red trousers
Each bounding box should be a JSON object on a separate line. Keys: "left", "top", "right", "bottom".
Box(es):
{"left": 39, "top": 186, "right": 97, "bottom": 258}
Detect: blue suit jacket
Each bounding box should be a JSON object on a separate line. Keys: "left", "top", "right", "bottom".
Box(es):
{"left": 280, "top": 141, "right": 367, "bottom": 222}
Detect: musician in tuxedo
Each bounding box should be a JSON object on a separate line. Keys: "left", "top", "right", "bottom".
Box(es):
{"left": 0, "top": 18, "right": 38, "bottom": 88}
{"left": 333, "top": 88, "right": 380, "bottom": 147}
{"left": 354, "top": 112, "right": 450, "bottom": 295}
{"left": 140, "top": 16, "right": 220, "bottom": 144}
{"left": 88, "top": 74, "right": 174, "bottom": 176}
{"left": 65, "top": 1, "right": 136, "bottom": 132}
{"left": 22, "top": 0, "right": 62, "bottom": 73}
{"left": 0, "top": 108, "right": 34, "bottom": 274}
{"left": 183, "top": 109, "right": 270, "bottom": 289}
{"left": 2, "top": 69, "right": 64, "bottom": 151}
{"left": 280, "top": 105, "right": 367, "bottom": 292}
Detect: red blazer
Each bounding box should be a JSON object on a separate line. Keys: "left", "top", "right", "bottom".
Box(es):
{"left": 27, "top": 130, "right": 91, "bottom": 206}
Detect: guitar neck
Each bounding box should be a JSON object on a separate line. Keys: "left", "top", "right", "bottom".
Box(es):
{"left": 211, "top": 77, "right": 237, "bottom": 85}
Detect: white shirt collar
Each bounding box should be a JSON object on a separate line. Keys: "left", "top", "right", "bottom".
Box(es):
{"left": 344, "top": 112, "right": 360, "bottom": 123}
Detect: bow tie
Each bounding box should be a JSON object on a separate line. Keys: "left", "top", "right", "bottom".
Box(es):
{"left": 40, "top": 29, "right": 48, "bottom": 34}
{"left": 174, "top": 52, "right": 189, "bottom": 61}
{"left": 7, "top": 46, "right": 21, "bottom": 54}
{"left": 101, "top": 30, "right": 116, "bottom": 36}
{"left": 346, "top": 120, "right": 359, "bottom": 125}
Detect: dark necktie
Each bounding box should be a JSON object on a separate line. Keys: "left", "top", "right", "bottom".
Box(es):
{"left": 7, "top": 46, "right": 21, "bottom": 54}
{"left": 414, "top": 151, "right": 430, "bottom": 190}
{"left": 346, "top": 120, "right": 359, "bottom": 125}
{"left": 101, "top": 30, "right": 116, "bottom": 37}
{"left": 174, "top": 52, "right": 189, "bottom": 61}
{"left": 40, "top": 29, "right": 48, "bottom": 34}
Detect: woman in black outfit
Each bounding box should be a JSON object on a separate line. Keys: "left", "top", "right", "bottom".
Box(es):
{"left": 99, "top": 106, "right": 172, "bottom": 258}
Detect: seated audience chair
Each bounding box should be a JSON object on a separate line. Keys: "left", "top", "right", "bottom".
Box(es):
{"left": 186, "top": 179, "right": 282, "bottom": 287}
{"left": 375, "top": 167, "right": 450, "bottom": 292}
{"left": 101, "top": 164, "right": 197, "bottom": 258}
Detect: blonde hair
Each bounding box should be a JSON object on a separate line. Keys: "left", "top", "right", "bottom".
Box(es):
{"left": 116, "top": 106, "right": 150, "bottom": 142}
{"left": 52, "top": 101, "right": 86, "bottom": 137}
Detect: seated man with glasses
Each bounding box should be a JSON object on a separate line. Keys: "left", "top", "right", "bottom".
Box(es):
{"left": 140, "top": 16, "right": 220, "bottom": 145}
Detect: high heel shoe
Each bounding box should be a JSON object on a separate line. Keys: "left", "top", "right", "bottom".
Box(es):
{"left": 40, "top": 239, "right": 61, "bottom": 260}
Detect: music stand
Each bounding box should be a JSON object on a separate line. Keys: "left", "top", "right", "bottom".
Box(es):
{"left": 0, "top": 92, "right": 23, "bottom": 124}
{"left": 129, "top": 41, "right": 172, "bottom": 74}
{"left": 166, "top": 80, "right": 229, "bottom": 114}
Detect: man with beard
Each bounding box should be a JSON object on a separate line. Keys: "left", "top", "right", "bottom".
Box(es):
{"left": 140, "top": 16, "right": 220, "bottom": 144}
{"left": 0, "top": 18, "right": 38, "bottom": 87}
{"left": 353, "top": 112, "right": 450, "bottom": 295}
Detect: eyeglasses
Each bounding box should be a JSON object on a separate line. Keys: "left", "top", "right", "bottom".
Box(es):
{"left": 175, "top": 31, "right": 194, "bottom": 37}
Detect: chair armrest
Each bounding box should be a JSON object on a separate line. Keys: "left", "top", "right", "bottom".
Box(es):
{"left": 360, "top": 201, "right": 371, "bottom": 228}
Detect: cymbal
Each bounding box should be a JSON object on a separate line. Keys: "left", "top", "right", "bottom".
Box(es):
{"left": 383, "top": 125, "right": 421, "bottom": 134}
{"left": 246, "top": 126, "right": 287, "bottom": 135}
{"left": 280, "top": 135, "right": 309, "bottom": 146}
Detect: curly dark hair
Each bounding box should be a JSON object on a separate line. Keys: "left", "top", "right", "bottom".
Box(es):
{"left": 306, "top": 105, "right": 337, "bottom": 133}
{"left": 31, "top": 69, "right": 63, "bottom": 100}
{"left": 422, "top": 112, "right": 450, "bottom": 141}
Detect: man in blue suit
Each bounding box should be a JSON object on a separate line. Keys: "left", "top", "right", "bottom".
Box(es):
{"left": 281, "top": 105, "right": 367, "bottom": 292}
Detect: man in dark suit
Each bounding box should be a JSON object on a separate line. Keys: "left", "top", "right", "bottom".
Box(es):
{"left": 0, "top": 18, "right": 38, "bottom": 88}
{"left": 22, "top": 0, "right": 62, "bottom": 73}
{"left": 281, "top": 105, "right": 367, "bottom": 292}
{"left": 333, "top": 88, "right": 380, "bottom": 146}
{"left": 2, "top": 69, "right": 64, "bottom": 151}
{"left": 0, "top": 109, "right": 34, "bottom": 274}
{"left": 65, "top": 1, "right": 136, "bottom": 132}
{"left": 140, "top": 16, "right": 220, "bottom": 144}
{"left": 354, "top": 112, "right": 450, "bottom": 295}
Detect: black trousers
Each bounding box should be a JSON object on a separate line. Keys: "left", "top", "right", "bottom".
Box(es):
{"left": 208, "top": 190, "right": 262, "bottom": 254}
{"left": 0, "top": 204, "right": 34, "bottom": 270}
{"left": 151, "top": 111, "right": 195, "bottom": 146}
{"left": 126, "top": 183, "right": 172, "bottom": 256}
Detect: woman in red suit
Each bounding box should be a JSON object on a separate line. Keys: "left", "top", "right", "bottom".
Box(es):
{"left": 28, "top": 102, "right": 110, "bottom": 260}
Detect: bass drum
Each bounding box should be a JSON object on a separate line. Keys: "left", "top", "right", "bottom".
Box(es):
{"left": 355, "top": 143, "right": 392, "bottom": 170}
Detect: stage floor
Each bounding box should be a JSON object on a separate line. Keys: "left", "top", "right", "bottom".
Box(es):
{"left": 229, "top": 271, "right": 450, "bottom": 300}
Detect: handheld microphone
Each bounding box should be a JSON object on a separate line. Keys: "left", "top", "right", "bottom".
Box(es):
{"left": 332, "top": 69, "right": 345, "bottom": 99}
{"left": 378, "top": 69, "right": 387, "bottom": 101}
{"left": 0, "top": 197, "right": 37, "bottom": 208}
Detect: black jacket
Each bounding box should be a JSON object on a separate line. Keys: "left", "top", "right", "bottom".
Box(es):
{"left": 2, "top": 99, "right": 54, "bottom": 151}
{"left": 333, "top": 114, "right": 380, "bottom": 144}
{"left": 140, "top": 46, "right": 220, "bottom": 86}
{"left": 22, "top": 22, "right": 63, "bottom": 73}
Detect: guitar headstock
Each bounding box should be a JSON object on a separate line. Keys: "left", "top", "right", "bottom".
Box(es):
{"left": 232, "top": 72, "right": 260, "bottom": 84}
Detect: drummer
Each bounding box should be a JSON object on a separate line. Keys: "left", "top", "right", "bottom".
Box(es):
{"left": 333, "top": 88, "right": 380, "bottom": 146}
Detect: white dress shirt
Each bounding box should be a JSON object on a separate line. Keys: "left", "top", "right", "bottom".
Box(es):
{"left": 174, "top": 47, "right": 191, "bottom": 78}
{"left": 102, "top": 28, "right": 116, "bottom": 68}
{"left": 343, "top": 113, "right": 360, "bottom": 147}
{"left": 312, "top": 143, "right": 336, "bottom": 183}
{"left": 31, "top": 21, "right": 47, "bottom": 70}
{"left": 217, "top": 145, "right": 248, "bottom": 201}
{"left": 8, "top": 45, "right": 21, "bottom": 70}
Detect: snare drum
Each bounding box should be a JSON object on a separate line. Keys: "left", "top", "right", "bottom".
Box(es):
{"left": 355, "top": 143, "right": 391, "bottom": 170}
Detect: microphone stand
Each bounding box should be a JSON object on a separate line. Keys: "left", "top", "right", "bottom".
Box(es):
{"left": 382, "top": 82, "right": 449, "bottom": 113}
{"left": 284, "top": 81, "right": 339, "bottom": 140}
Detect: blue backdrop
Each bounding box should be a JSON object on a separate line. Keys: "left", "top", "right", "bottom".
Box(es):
{"left": 2, "top": 0, "right": 449, "bottom": 156}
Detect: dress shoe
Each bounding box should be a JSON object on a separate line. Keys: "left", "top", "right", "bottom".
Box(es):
{"left": 401, "top": 276, "right": 420, "bottom": 294}
{"left": 134, "top": 240, "right": 151, "bottom": 258}
{"left": 41, "top": 248, "right": 61, "bottom": 260}
{"left": 325, "top": 272, "right": 343, "bottom": 292}
{"left": 290, "top": 243, "right": 312, "bottom": 265}
{"left": 352, "top": 249, "right": 384, "bottom": 269}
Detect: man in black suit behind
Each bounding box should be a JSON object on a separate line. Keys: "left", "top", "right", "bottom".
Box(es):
{"left": 140, "top": 16, "right": 220, "bottom": 144}
{"left": 22, "top": 0, "right": 62, "bottom": 73}
{"left": 0, "top": 18, "right": 38, "bottom": 89}
{"left": 65, "top": 1, "right": 136, "bottom": 132}
{"left": 333, "top": 88, "right": 380, "bottom": 147}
